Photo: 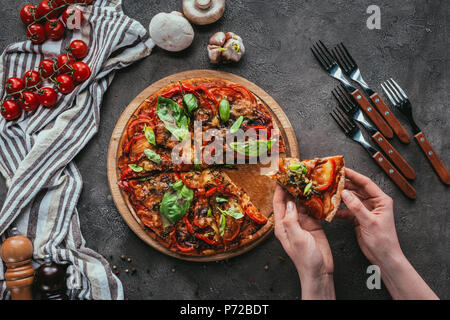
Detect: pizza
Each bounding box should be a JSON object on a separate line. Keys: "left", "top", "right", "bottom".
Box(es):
{"left": 118, "top": 78, "right": 283, "bottom": 180}
{"left": 117, "top": 78, "right": 280, "bottom": 256}
{"left": 274, "top": 156, "right": 345, "bottom": 222}
{"left": 119, "top": 169, "right": 273, "bottom": 255}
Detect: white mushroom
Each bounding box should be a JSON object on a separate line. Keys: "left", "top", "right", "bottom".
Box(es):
{"left": 149, "top": 11, "right": 194, "bottom": 52}
{"left": 207, "top": 31, "right": 245, "bottom": 64}
{"left": 182, "top": 0, "right": 225, "bottom": 25}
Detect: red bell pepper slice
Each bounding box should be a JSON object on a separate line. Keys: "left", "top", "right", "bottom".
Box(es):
{"left": 124, "top": 134, "right": 145, "bottom": 154}
{"left": 161, "top": 86, "right": 181, "bottom": 98}
{"left": 120, "top": 167, "right": 133, "bottom": 180}
{"left": 171, "top": 230, "right": 196, "bottom": 253}
{"left": 205, "top": 187, "right": 217, "bottom": 197}
{"left": 184, "top": 215, "right": 220, "bottom": 246}
{"left": 245, "top": 205, "right": 268, "bottom": 224}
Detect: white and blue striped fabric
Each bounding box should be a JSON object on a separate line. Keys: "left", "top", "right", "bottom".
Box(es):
{"left": 0, "top": 0, "right": 153, "bottom": 299}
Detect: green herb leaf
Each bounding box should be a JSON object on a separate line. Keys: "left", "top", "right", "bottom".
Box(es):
{"left": 207, "top": 207, "right": 212, "bottom": 217}
{"left": 230, "top": 116, "right": 244, "bottom": 134}
{"left": 157, "top": 96, "right": 189, "bottom": 141}
{"left": 160, "top": 181, "right": 194, "bottom": 225}
{"left": 304, "top": 181, "right": 313, "bottom": 194}
{"left": 289, "top": 162, "right": 308, "bottom": 175}
{"left": 219, "top": 97, "right": 230, "bottom": 122}
{"left": 215, "top": 196, "right": 228, "bottom": 203}
{"left": 219, "top": 213, "right": 226, "bottom": 236}
{"left": 183, "top": 93, "right": 198, "bottom": 114}
{"left": 144, "top": 126, "right": 156, "bottom": 146}
{"left": 218, "top": 207, "right": 244, "bottom": 220}
{"left": 144, "top": 149, "right": 161, "bottom": 164}
{"left": 230, "top": 139, "right": 276, "bottom": 157}
{"left": 128, "top": 164, "right": 143, "bottom": 172}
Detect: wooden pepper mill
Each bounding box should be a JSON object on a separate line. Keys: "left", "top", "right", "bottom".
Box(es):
{"left": 35, "top": 253, "right": 68, "bottom": 300}
{"left": 0, "top": 227, "right": 34, "bottom": 300}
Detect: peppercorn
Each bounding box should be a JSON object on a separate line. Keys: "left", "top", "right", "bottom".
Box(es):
{"left": 127, "top": 258, "right": 132, "bottom": 263}
{"left": 120, "top": 255, "right": 126, "bottom": 261}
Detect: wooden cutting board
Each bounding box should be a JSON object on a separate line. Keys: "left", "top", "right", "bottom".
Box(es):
{"left": 107, "top": 70, "right": 299, "bottom": 262}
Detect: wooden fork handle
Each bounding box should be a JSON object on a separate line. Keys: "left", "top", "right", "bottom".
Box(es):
{"left": 372, "top": 151, "right": 417, "bottom": 199}
{"left": 370, "top": 93, "right": 410, "bottom": 144}
{"left": 351, "top": 89, "right": 394, "bottom": 139}
{"left": 372, "top": 132, "right": 416, "bottom": 180}
{"left": 415, "top": 132, "right": 450, "bottom": 185}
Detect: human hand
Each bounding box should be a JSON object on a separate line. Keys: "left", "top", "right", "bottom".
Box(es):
{"left": 273, "top": 185, "right": 335, "bottom": 299}
{"left": 335, "top": 168, "right": 403, "bottom": 266}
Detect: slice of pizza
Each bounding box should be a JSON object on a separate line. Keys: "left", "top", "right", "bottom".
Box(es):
{"left": 118, "top": 169, "right": 271, "bottom": 256}
{"left": 274, "top": 156, "right": 345, "bottom": 222}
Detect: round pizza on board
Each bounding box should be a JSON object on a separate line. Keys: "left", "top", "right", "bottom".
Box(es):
{"left": 116, "top": 77, "right": 344, "bottom": 256}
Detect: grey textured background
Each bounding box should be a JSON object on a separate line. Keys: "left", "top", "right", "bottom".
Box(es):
{"left": 1, "top": 0, "right": 449, "bottom": 300}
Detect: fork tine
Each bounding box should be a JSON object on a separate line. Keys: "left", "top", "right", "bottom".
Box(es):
{"left": 336, "top": 85, "right": 356, "bottom": 111}
{"left": 331, "top": 107, "right": 355, "bottom": 134}
{"left": 389, "top": 78, "right": 409, "bottom": 100}
{"left": 332, "top": 87, "right": 350, "bottom": 112}
{"left": 311, "top": 44, "right": 330, "bottom": 70}
{"left": 380, "top": 82, "right": 396, "bottom": 105}
{"left": 332, "top": 44, "right": 351, "bottom": 73}
{"left": 338, "top": 43, "right": 357, "bottom": 69}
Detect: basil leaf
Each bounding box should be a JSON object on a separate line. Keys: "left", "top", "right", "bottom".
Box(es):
{"left": 219, "top": 213, "right": 226, "bottom": 236}
{"left": 304, "top": 181, "right": 313, "bottom": 194}
{"left": 230, "top": 116, "right": 244, "bottom": 134}
{"left": 215, "top": 196, "right": 228, "bottom": 203}
{"left": 160, "top": 181, "right": 194, "bottom": 225}
{"left": 207, "top": 207, "right": 212, "bottom": 217}
{"left": 157, "top": 96, "right": 189, "bottom": 141}
{"left": 144, "top": 126, "right": 156, "bottom": 146}
{"left": 219, "top": 97, "right": 230, "bottom": 122}
{"left": 183, "top": 93, "right": 198, "bottom": 114}
{"left": 144, "top": 149, "right": 161, "bottom": 164}
{"left": 230, "top": 139, "right": 276, "bottom": 157}
{"left": 218, "top": 207, "right": 244, "bottom": 220}
{"left": 128, "top": 164, "right": 143, "bottom": 172}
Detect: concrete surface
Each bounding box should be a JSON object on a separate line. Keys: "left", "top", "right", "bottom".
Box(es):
{"left": 1, "top": 0, "right": 449, "bottom": 300}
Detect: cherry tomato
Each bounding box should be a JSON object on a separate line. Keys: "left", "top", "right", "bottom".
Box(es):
{"left": 62, "top": 6, "right": 83, "bottom": 26}
{"left": 80, "top": 0, "right": 93, "bottom": 4}
{"left": 55, "top": 74, "right": 75, "bottom": 94}
{"left": 1, "top": 100, "right": 22, "bottom": 121}
{"left": 20, "top": 4, "right": 39, "bottom": 25}
{"left": 5, "top": 77, "right": 25, "bottom": 96}
{"left": 57, "top": 54, "right": 75, "bottom": 73}
{"left": 71, "top": 61, "right": 91, "bottom": 83}
{"left": 37, "top": 87, "right": 58, "bottom": 107}
{"left": 39, "top": 59, "right": 56, "bottom": 78}
{"left": 26, "top": 23, "right": 46, "bottom": 44}
{"left": 69, "top": 40, "right": 88, "bottom": 59}
{"left": 54, "top": 0, "right": 73, "bottom": 5}
{"left": 311, "top": 158, "right": 336, "bottom": 191}
{"left": 18, "top": 91, "right": 40, "bottom": 111}
{"left": 37, "top": 0, "right": 59, "bottom": 19}
{"left": 23, "top": 70, "right": 41, "bottom": 87}
{"left": 44, "top": 18, "right": 65, "bottom": 40}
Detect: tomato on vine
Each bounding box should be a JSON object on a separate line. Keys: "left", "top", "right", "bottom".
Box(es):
{"left": 39, "top": 59, "right": 57, "bottom": 78}
{"left": 37, "top": 0, "right": 59, "bottom": 19}
{"left": 38, "top": 87, "right": 58, "bottom": 107}
{"left": 1, "top": 100, "right": 22, "bottom": 121}
{"left": 26, "top": 23, "right": 46, "bottom": 44}
{"left": 44, "top": 18, "right": 65, "bottom": 40}
{"left": 20, "top": 4, "right": 39, "bottom": 25}
{"left": 23, "top": 70, "right": 41, "bottom": 87}
{"left": 71, "top": 61, "right": 91, "bottom": 83}
{"left": 18, "top": 91, "right": 40, "bottom": 112}
{"left": 55, "top": 74, "right": 75, "bottom": 94}
{"left": 68, "top": 40, "right": 88, "bottom": 59}
{"left": 5, "top": 77, "right": 25, "bottom": 96}
{"left": 57, "top": 53, "right": 75, "bottom": 73}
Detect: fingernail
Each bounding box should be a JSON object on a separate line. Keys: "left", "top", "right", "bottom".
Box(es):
{"left": 286, "top": 201, "right": 294, "bottom": 211}
{"left": 341, "top": 190, "right": 352, "bottom": 202}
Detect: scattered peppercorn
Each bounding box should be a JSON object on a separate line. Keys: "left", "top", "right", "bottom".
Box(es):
{"left": 278, "top": 256, "right": 286, "bottom": 262}
{"left": 171, "top": 268, "right": 176, "bottom": 273}
{"left": 120, "top": 255, "right": 126, "bottom": 261}
{"left": 127, "top": 258, "right": 132, "bottom": 262}
{"left": 125, "top": 269, "right": 129, "bottom": 273}
{"left": 115, "top": 270, "right": 119, "bottom": 275}
{"left": 131, "top": 267, "right": 137, "bottom": 275}
{"left": 112, "top": 265, "right": 117, "bottom": 270}
{"left": 264, "top": 265, "right": 269, "bottom": 271}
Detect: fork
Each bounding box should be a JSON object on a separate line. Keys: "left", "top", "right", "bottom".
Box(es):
{"left": 331, "top": 107, "right": 416, "bottom": 199}
{"left": 332, "top": 85, "right": 416, "bottom": 180}
{"left": 381, "top": 79, "right": 450, "bottom": 185}
{"left": 332, "top": 43, "right": 410, "bottom": 144}
{"left": 311, "top": 40, "right": 394, "bottom": 138}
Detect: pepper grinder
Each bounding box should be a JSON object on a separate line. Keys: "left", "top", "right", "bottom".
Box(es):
{"left": 35, "top": 253, "right": 68, "bottom": 300}
{"left": 0, "top": 227, "right": 34, "bottom": 300}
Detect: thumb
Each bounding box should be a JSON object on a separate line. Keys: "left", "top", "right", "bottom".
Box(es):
{"left": 341, "top": 190, "right": 371, "bottom": 222}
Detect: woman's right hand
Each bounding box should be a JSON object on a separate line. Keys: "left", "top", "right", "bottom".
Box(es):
{"left": 335, "top": 168, "right": 402, "bottom": 265}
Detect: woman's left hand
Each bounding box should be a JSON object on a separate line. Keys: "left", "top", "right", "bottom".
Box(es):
{"left": 273, "top": 185, "right": 335, "bottom": 299}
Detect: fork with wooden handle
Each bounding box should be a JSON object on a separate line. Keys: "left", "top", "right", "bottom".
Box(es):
{"left": 381, "top": 79, "right": 450, "bottom": 185}
{"left": 332, "top": 85, "right": 415, "bottom": 180}
{"left": 332, "top": 43, "right": 410, "bottom": 143}
{"left": 331, "top": 107, "right": 416, "bottom": 199}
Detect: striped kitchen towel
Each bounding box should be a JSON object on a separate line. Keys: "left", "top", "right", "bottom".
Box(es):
{"left": 0, "top": 0, "right": 153, "bottom": 299}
